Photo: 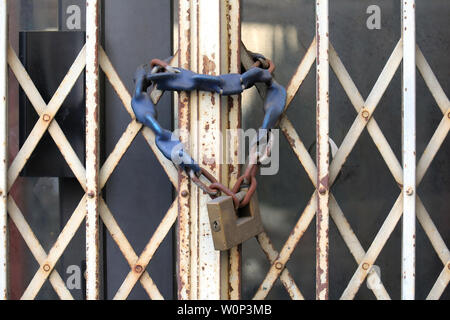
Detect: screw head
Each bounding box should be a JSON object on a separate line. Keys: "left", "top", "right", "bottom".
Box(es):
{"left": 43, "top": 264, "right": 51, "bottom": 272}
{"left": 362, "top": 262, "right": 370, "bottom": 270}
{"left": 43, "top": 114, "right": 51, "bottom": 122}
{"left": 134, "top": 265, "right": 143, "bottom": 273}
{"left": 361, "top": 109, "right": 370, "bottom": 120}
{"left": 274, "top": 261, "right": 283, "bottom": 270}
{"left": 406, "top": 187, "right": 414, "bottom": 196}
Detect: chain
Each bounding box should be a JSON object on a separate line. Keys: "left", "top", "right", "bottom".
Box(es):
{"left": 132, "top": 52, "right": 286, "bottom": 209}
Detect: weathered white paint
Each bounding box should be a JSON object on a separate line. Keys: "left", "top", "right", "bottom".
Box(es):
{"left": 196, "top": 0, "right": 222, "bottom": 299}
{"left": 315, "top": 0, "right": 330, "bottom": 300}
{"left": 401, "top": 0, "right": 416, "bottom": 300}
{"left": 85, "top": 0, "right": 100, "bottom": 300}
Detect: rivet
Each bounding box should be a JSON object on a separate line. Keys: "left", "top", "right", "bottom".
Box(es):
{"left": 274, "top": 261, "right": 283, "bottom": 270}
{"left": 181, "top": 190, "right": 189, "bottom": 197}
{"left": 362, "top": 262, "right": 370, "bottom": 270}
{"left": 406, "top": 187, "right": 414, "bottom": 196}
{"left": 361, "top": 109, "right": 370, "bottom": 120}
{"left": 87, "top": 191, "right": 95, "bottom": 198}
{"left": 318, "top": 187, "right": 327, "bottom": 195}
{"left": 43, "top": 114, "right": 51, "bottom": 122}
{"left": 134, "top": 265, "right": 143, "bottom": 273}
{"left": 43, "top": 264, "right": 51, "bottom": 272}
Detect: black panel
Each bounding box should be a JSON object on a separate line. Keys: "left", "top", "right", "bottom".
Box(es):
{"left": 19, "top": 31, "right": 85, "bottom": 177}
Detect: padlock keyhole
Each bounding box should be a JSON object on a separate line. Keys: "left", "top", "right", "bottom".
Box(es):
{"left": 212, "top": 220, "right": 221, "bottom": 232}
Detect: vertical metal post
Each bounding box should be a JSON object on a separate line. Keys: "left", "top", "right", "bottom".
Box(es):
{"left": 177, "top": 0, "right": 192, "bottom": 300}
{"left": 401, "top": 0, "right": 416, "bottom": 300}
{"left": 178, "top": 0, "right": 227, "bottom": 299}
{"left": 85, "top": 0, "right": 100, "bottom": 300}
{"left": 222, "top": 0, "right": 241, "bottom": 300}
{"left": 196, "top": 0, "right": 222, "bottom": 299}
{"left": 315, "top": 0, "right": 329, "bottom": 300}
{"left": 0, "top": 0, "right": 7, "bottom": 301}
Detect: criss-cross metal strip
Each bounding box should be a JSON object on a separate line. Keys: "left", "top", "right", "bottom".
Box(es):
{"left": 6, "top": 42, "right": 180, "bottom": 299}
{"left": 5, "top": 31, "right": 447, "bottom": 303}
{"left": 241, "top": 38, "right": 395, "bottom": 300}
{"left": 415, "top": 47, "right": 450, "bottom": 299}
{"left": 335, "top": 44, "right": 449, "bottom": 300}
{"left": 98, "top": 48, "right": 181, "bottom": 300}
{"left": 7, "top": 44, "right": 86, "bottom": 300}
{"left": 244, "top": 35, "right": 448, "bottom": 299}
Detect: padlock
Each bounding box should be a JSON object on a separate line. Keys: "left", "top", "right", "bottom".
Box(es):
{"left": 207, "top": 189, "right": 264, "bottom": 251}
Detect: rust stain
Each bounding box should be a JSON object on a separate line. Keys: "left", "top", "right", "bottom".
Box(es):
{"left": 202, "top": 55, "right": 216, "bottom": 75}
{"left": 319, "top": 174, "right": 329, "bottom": 189}
{"left": 317, "top": 74, "right": 320, "bottom": 102}
{"left": 282, "top": 128, "right": 297, "bottom": 149}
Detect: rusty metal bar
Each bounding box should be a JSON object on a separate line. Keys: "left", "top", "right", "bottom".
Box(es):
{"left": 85, "top": 0, "right": 100, "bottom": 300}
{"left": 401, "top": 0, "right": 416, "bottom": 300}
{"left": 177, "top": 0, "right": 192, "bottom": 300}
{"left": 222, "top": 0, "right": 241, "bottom": 300}
{"left": 196, "top": 0, "right": 222, "bottom": 299}
{"left": 0, "top": 0, "right": 7, "bottom": 300}
{"left": 178, "top": 0, "right": 231, "bottom": 299}
{"left": 315, "top": 0, "right": 330, "bottom": 300}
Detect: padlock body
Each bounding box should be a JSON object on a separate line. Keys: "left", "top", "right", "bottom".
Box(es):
{"left": 207, "top": 192, "right": 264, "bottom": 251}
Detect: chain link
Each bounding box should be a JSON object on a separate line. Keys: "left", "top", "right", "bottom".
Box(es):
{"left": 132, "top": 53, "right": 285, "bottom": 208}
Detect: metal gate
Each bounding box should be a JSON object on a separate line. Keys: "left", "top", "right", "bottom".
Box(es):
{"left": 0, "top": 0, "right": 448, "bottom": 300}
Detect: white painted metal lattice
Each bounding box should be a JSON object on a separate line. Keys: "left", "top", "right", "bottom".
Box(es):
{"left": 0, "top": 0, "right": 447, "bottom": 300}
